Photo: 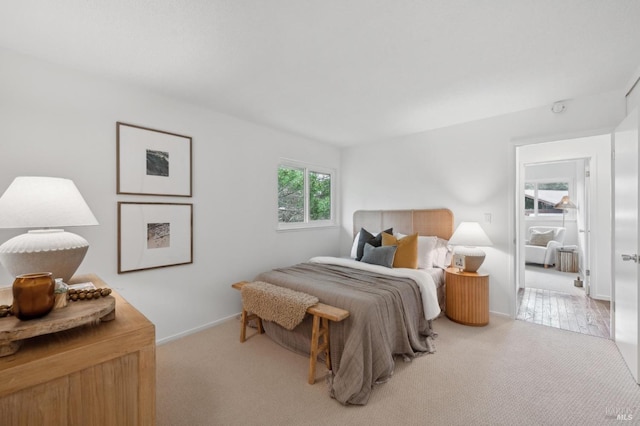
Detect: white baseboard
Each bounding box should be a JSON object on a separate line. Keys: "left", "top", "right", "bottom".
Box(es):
{"left": 156, "top": 312, "right": 239, "bottom": 346}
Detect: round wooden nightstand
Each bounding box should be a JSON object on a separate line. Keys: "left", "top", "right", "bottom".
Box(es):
{"left": 445, "top": 267, "right": 489, "bottom": 326}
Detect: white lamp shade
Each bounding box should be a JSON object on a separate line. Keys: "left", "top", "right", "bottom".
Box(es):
{"left": 448, "top": 222, "right": 492, "bottom": 247}
{"left": 0, "top": 176, "right": 98, "bottom": 281}
{"left": 0, "top": 176, "right": 98, "bottom": 228}
{"left": 554, "top": 195, "right": 576, "bottom": 210}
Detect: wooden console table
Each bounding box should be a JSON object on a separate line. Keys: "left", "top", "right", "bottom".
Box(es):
{"left": 0, "top": 274, "right": 156, "bottom": 426}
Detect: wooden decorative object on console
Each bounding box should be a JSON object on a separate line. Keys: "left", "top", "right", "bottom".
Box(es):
{"left": 0, "top": 286, "right": 115, "bottom": 357}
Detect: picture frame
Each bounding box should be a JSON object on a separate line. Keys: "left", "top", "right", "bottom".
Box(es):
{"left": 118, "top": 202, "right": 193, "bottom": 273}
{"left": 117, "top": 122, "right": 192, "bottom": 197}
{"left": 453, "top": 253, "right": 466, "bottom": 272}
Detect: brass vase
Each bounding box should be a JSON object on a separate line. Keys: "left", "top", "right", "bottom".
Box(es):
{"left": 12, "top": 272, "right": 55, "bottom": 320}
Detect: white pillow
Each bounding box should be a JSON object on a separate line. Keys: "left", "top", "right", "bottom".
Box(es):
{"left": 350, "top": 231, "right": 361, "bottom": 258}
{"left": 431, "top": 238, "right": 453, "bottom": 269}
{"left": 398, "top": 233, "right": 437, "bottom": 269}
{"left": 530, "top": 230, "right": 554, "bottom": 246}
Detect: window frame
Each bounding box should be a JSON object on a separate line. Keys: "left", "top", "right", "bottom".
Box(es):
{"left": 277, "top": 159, "right": 337, "bottom": 231}
{"left": 524, "top": 179, "right": 575, "bottom": 221}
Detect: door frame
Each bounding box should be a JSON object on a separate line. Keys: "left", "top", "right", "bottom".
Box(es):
{"left": 509, "top": 131, "right": 613, "bottom": 331}
{"left": 519, "top": 159, "right": 589, "bottom": 288}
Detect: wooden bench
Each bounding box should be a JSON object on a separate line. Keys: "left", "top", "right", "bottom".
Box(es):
{"left": 232, "top": 281, "right": 349, "bottom": 384}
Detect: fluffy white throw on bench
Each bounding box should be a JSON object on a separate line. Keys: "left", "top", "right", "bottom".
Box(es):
{"left": 240, "top": 281, "right": 319, "bottom": 330}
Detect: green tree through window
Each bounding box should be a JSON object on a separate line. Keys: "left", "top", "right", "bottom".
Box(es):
{"left": 309, "top": 171, "right": 331, "bottom": 221}
{"left": 278, "top": 163, "right": 334, "bottom": 227}
{"left": 278, "top": 167, "right": 304, "bottom": 223}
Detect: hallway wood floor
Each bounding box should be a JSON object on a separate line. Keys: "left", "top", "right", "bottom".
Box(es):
{"left": 517, "top": 287, "right": 611, "bottom": 338}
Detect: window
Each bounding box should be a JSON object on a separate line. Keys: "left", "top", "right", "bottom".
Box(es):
{"left": 524, "top": 181, "right": 570, "bottom": 217}
{"left": 278, "top": 161, "right": 336, "bottom": 229}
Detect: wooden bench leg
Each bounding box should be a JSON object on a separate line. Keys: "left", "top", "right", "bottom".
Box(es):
{"left": 309, "top": 315, "right": 320, "bottom": 384}
{"left": 322, "top": 317, "right": 331, "bottom": 371}
{"left": 240, "top": 309, "right": 248, "bottom": 342}
{"left": 308, "top": 315, "right": 331, "bottom": 384}
{"left": 240, "top": 308, "right": 263, "bottom": 343}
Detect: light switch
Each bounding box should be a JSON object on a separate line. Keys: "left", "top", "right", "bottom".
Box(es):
{"left": 484, "top": 213, "right": 492, "bottom": 223}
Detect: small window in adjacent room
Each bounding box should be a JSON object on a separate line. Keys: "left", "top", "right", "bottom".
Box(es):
{"left": 524, "top": 181, "right": 570, "bottom": 218}
{"left": 277, "top": 160, "right": 336, "bottom": 230}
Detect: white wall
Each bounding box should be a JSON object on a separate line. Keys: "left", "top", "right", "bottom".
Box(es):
{"left": 626, "top": 66, "right": 640, "bottom": 113}
{"left": 626, "top": 86, "right": 640, "bottom": 114}
{"left": 341, "top": 92, "right": 625, "bottom": 317}
{"left": 0, "top": 47, "right": 341, "bottom": 342}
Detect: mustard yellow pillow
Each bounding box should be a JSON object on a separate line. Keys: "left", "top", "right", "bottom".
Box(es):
{"left": 382, "top": 232, "right": 418, "bottom": 269}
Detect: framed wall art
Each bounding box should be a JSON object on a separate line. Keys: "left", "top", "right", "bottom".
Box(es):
{"left": 118, "top": 202, "right": 193, "bottom": 273}
{"left": 117, "top": 122, "right": 192, "bottom": 197}
{"left": 452, "top": 253, "right": 466, "bottom": 272}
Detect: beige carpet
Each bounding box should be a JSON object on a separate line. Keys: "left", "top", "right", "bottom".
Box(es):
{"left": 157, "top": 315, "right": 640, "bottom": 426}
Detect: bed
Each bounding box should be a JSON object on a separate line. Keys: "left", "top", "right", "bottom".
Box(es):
{"left": 253, "top": 209, "right": 454, "bottom": 405}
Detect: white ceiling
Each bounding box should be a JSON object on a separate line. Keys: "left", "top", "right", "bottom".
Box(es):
{"left": 1, "top": 1, "right": 640, "bottom": 146}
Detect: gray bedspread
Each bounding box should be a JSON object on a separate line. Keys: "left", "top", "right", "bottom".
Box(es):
{"left": 254, "top": 262, "right": 436, "bottom": 405}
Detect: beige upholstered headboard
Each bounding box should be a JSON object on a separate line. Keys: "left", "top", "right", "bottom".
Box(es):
{"left": 353, "top": 209, "right": 454, "bottom": 240}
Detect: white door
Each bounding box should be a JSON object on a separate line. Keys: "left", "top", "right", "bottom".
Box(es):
{"left": 614, "top": 108, "right": 640, "bottom": 382}
{"left": 577, "top": 159, "right": 591, "bottom": 295}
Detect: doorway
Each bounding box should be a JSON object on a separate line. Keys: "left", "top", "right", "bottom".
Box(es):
{"left": 514, "top": 135, "right": 613, "bottom": 338}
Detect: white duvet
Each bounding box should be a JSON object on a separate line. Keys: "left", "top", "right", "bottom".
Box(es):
{"left": 309, "top": 256, "right": 441, "bottom": 321}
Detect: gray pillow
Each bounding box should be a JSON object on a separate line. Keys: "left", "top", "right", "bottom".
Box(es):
{"left": 361, "top": 243, "right": 397, "bottom": 268}
{"left": 356, "top": 227, "right": 393, "bottom": 261}
{"left": 530, "top": 230, "right": 554, "bottom": 246}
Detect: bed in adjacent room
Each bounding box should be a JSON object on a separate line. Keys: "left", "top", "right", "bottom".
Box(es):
{"left": 252, "top": 208, "right": 454, "bottom": 405}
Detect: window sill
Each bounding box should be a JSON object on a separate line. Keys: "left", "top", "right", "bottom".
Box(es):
{"left": 525, "top": 216, "right": 576, "bottom": 222}
{"left": 276, "top": 222, "right": 339, "bottom": 232}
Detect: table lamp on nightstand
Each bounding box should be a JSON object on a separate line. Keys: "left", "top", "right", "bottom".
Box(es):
{"left": 448, "top": 222, "right": 493, "bottom": 272}
{"left": 0, "top": 176, "right": 99, "bottom": 283}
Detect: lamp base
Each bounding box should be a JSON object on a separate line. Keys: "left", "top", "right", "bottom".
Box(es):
{"left": 0, "top": 230, "right": 89, "bottom": 282}
{"left": 454, "top": 246, "right": 486, "bottom": 272}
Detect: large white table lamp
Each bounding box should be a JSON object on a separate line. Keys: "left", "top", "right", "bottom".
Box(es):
{"left": 448, "top": 222, "right": 493, "bottom": 272}
{"left": 0, "top": 176, "right": 99, "bottom": 282}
